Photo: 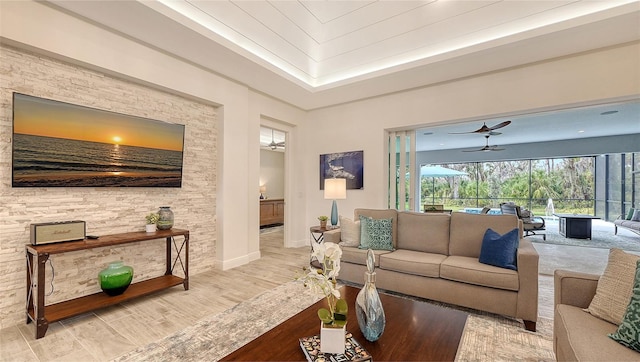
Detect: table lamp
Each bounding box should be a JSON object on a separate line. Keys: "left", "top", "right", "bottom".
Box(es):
{"left": 324, "top": 178, "right": 346, "bottom": 227}
{"left": 260, "top": 185, "right": 266, "bottom": 199}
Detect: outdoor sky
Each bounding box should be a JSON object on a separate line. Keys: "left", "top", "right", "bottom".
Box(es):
{"left": 13, "top": 94, "right": 185, "bottom": 152}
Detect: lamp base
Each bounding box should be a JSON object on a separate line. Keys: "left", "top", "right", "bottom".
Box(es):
{"left": 331, "top": 200, "right": 338, "bottom": 226}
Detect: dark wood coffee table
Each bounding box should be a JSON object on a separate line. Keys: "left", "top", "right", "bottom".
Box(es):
{"left": 221, "top": 285, "right": 468, "bottom": 361}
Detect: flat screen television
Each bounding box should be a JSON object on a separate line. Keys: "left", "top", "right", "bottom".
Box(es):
{"left": 12, "top": 92, "right": 185, "bottom": 187}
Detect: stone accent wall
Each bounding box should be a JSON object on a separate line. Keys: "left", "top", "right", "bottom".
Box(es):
{"left": 0, "top": 45, "right": 218, "bottom": 329}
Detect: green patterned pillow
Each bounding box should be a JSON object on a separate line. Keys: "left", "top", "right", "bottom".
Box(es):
{"left": 609, "top": 259, "right": 640, "bottom": 352}
{"left": 359, "top": 216, "right": 394, "bottom": 251}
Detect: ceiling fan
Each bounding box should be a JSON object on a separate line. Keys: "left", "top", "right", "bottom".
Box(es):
{"left": 449, "top": 120, "right": 511, "bottom": 135}
{"left": 267, "top": 129, "right": 285, "bottom": 150}
{"left": 463, "top": 134, "right": 505, "bottom": 152}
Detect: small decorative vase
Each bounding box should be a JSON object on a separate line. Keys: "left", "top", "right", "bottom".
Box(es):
{"left": 355, "top": 249, "right": 386, "bottom": 342}
{"left": 99, "top": 261, "right": 133, "bottom": 296}
{"left": 320, "top": 322, "right": 345, "bottom": 354}
{"left": 157, "top": 206, "right": 174, "bottom": 230}
{"left": 145, "top": 224, "right": 156, "bottom": 232}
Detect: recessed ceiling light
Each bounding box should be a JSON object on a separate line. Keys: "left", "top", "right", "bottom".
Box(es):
{"left": 578, "top": 130, "right": 585, "bottom": 133}
{"left": 600, "top": 110, "right": 619, "bottom": 115}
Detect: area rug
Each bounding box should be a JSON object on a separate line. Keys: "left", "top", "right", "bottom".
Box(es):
{"left": 113, "top": 281, "right": 554, "bottom": 362}
{"left": 530, "top": 220, "right": 640, "bottom": 252}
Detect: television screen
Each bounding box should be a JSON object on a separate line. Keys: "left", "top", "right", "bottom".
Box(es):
{"left": 12, "top": 93, "right": 185, "bottom": 187}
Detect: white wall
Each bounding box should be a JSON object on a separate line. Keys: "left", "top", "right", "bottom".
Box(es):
{"left": 303, "top": 42, "right": 640, "bottom": 229}
{"left": 260, "top": 150, "right": 285, "bottom": 199}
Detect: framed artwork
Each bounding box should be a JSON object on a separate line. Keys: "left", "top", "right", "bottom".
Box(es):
{"left": 320, "top": 151, "right": 363, "bottom": 190}
{"left": 12, "top": 92, "right": 185, "bottom": 187}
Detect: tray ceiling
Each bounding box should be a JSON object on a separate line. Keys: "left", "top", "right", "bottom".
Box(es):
{"left": 48, "top": 0, "right": 640, "bottom": 109}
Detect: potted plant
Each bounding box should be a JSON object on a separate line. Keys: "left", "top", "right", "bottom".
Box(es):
{"left": 318, "top": 215, "right": 329, "bottom": 229}
{"left": 145, "top": 212, "right": 159, "bottom": 232}
{"left": 298, "top": 242, "right": 347, "bottom": 354}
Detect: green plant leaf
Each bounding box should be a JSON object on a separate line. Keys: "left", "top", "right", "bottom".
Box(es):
{"left": 335, "top": 299, "right": 348, "bottom": 314}
{"left": 318, "top": 308, "right": 333, "bottom": 324}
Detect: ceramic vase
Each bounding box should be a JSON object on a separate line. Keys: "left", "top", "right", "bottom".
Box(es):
{"left": 355, "top": 249, "right": 386, "bottom": 342}
{"left": 157, "top": 206, "right": 174, "bottom": 230}
{"left": 320, "top": 322, "right": 345, "bottom": 354}
{"left": 145, "top": 224, "right": 156, "bottom": 232}
{"left": 99, "top": 261, "right": 133, "bottom": 296}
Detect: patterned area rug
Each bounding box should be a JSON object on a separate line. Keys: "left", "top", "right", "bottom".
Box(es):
{"left": 113, "top": 281, "right": 554, "bottom": 361}
{"left": 530, "top": 219, "right": 640, "bottom": 252}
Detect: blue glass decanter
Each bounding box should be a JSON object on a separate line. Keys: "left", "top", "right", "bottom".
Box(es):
{"left": 355, "top": 249, "right": 386, "bottom": 341}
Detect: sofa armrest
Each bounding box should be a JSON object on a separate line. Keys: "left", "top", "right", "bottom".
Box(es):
{"left": 516, "top": 238, "right": 539, "bottom": 322}
{"left": 323, "top": 228, "right": 341, "bottom": 243}
{"left": 554, "top": 269, "right": 599, "bottom": 309}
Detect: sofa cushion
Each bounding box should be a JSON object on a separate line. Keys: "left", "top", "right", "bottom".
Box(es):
{"left": 632, "top": 209, "right": 640, "bottom": 222}
{"left": 359, "top": 216, "right": 394, "bottom": 251}
{"left": 440, "top": 255, "right": 519, "bottom": 291}
{"left": 379, "top": 250, "right": 446, "bottom": 278}
{"left": 619, "top": 220, "right": 640, "bottom": 231}
{"left": 609, "top": 259, "right": 640, "bottom": 352}
{"left": 354, "top": 209, "right": 398, "bottom": 248}
{"left": 397, "top": 212, "right": 450, "bottom": 254}
{"left": 338, "top": 215, "right": 360, "bottom": 247}
{"left": 479, "top": 228, "right": 519, "bottom": 270}
{"left": 555, "top": 304, "right": 639, "bottom": 361}
{"left": 587, "top": 248, "right": 640, "bottom": 325}
{"left": 626, "top": 208, "right": 636, "bottom": 220}
{"left": 449, "top": 213, "right": 520, "bottom": 258}
{"left": 340, "top": 246, "right": 391, "bottom": 266}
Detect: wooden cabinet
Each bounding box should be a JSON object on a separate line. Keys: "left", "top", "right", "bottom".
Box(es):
{"left": 25, "top": 229, "right": 189, "bottom": 339}
{"left": 260, "top": 198, "right": 285, "bottom": 226}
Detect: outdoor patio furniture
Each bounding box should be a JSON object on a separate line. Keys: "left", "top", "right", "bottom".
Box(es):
{"left": 500, "top": 203, "right": 546, "bottom": 240}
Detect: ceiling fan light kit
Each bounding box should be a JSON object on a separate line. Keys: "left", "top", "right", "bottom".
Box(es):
{"left": 267, "top": 129, "right": 285, "bottom": 150}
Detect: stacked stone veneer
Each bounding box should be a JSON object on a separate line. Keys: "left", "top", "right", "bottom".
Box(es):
{"left": 0, "top": 45, "right": 218, "bottom": 329}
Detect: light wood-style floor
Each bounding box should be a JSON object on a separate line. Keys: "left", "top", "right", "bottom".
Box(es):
{"left": 0, "top": 227, "right": 309, "bottom": 362}
{"left": 0, "top": 226, "right": 609, "bottom": 361}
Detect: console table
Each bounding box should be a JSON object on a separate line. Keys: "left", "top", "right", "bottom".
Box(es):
{"left": 25, "top": 229, "right": 189, "bottom": 339}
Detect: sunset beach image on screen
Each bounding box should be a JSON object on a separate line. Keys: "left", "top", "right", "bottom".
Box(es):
{"left": 12, "top": 93, "right": 185, "bottom": 187}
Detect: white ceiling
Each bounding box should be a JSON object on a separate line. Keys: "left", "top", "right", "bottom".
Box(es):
{"left": 48, "top": 0, "right": 640, "bottom": 110}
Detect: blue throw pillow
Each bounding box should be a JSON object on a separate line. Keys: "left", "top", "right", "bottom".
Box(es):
{"left": 609, "top": 259, "right": 640, "bottom": 352}
{"left": 479, "top": 228, "right": 519, "bottom": 270}
{"left": 359, "top": 216, "right": 394, "bottom": 251}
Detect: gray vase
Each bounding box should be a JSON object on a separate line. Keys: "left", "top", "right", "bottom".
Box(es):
{"left": 157, "top": 206, "right": 174, "bottom": 230}
{"left": 355, "top": 249, "right": 386, "bottom": 341}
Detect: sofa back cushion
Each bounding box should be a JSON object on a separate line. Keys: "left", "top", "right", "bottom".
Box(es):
{"left": 449, "top": 212, "right": 520, "bottom": 258}
{"left": 354, "top": 209, "right": 398, "bottom": 249}
{"left": 397, "top": 211, "right": 450, "bottom": 254}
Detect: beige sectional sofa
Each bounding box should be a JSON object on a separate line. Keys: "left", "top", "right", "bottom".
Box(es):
{"left": 554, "top": 269, "right": 640, "bottom": 361}
{"left": 324, "top": 208, "right": 539, "bottom": 331}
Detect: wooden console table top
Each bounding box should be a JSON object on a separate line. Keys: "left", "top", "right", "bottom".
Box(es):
{"left": 26, "top": 228, "right": 189, "bottom": 254}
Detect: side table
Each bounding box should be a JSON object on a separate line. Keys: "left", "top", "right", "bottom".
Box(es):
{"left": 309, "top": 226, "right": 339, "bottom": 268}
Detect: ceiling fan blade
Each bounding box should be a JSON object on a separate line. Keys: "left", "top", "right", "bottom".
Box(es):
{"left": 488, "top": 120, "right": 511, "bottom": 131}
{"left": 449, "top": 120, "right": 511, "bottom": 134}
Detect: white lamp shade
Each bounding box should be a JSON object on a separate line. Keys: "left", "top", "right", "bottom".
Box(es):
{"left": 260, "top": 185, "right": 266, "bottom": 193}
{"left": 324, "top": 178, "right": 346, "bottom": 200}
